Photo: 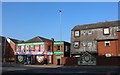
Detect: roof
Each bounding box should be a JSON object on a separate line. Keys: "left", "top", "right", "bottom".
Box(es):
{"left": 9, "top": 38, "right": 24, "bottom": 44}
{"left": 25, "top": 36, "right": 52, "bottom": 43}
{"left": 0, "top": 36, "right": 23, "bottom": 44}
{"left": 72, "top": 20, "right": 120, "bottom": 31}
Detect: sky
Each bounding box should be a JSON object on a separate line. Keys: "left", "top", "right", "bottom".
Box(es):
{"left": 2, "top": 2, "right": 118, "bottom": 42}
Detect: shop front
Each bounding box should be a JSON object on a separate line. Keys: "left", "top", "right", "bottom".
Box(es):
{"left": 54, "top": 51, "right": 64, "bottom": 65}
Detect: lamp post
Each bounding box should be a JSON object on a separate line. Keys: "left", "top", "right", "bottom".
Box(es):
{"left": 59, "top": 10, "right": 62, "bottom": 65}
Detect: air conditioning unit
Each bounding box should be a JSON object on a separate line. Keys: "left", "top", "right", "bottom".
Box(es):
{"left": 105, "top": 53, "right": 111, "bottom": 57}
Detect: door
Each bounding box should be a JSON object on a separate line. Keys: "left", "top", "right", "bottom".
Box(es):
{"left": 57, "top": 59, "right": 60, "bottom": 65}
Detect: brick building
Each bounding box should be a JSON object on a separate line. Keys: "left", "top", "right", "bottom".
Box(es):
{"left": 97, "top": 30, "right": 120, "bottom": 57}
{"left": 1, "top": 36, "right": 23, "bottom": 63}
{"left": 15, "top": 36, "right": 54, "bottom": 64}
{"left": 15, "top": 36, "right": 71, "bottom": 65}
{"left": 71, "top": 20, "right": 120, "bottom": 65}
{"left": 53, "top": 41, "right": 70, "bottom": 65}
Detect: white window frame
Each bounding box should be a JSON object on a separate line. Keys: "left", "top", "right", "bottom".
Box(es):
{"left": 74, "top": 30, "right": 80, "bottom": 37}
{"left": 105, "top": 41, "right": 110, "bottom": 46}
{"left": 74, "top": 41, "right": 79, "bottom": 48}
{"left": 103, "top": 28, "right": 110, "bottom": 35}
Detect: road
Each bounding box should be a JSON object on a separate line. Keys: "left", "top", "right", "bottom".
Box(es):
{"left": 1, "top": 63, "right": 120, "bottom": 75}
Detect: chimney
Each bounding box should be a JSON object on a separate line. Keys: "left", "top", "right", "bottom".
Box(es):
{"left": 51, "top": 38, "right": 54, "bottom": 42}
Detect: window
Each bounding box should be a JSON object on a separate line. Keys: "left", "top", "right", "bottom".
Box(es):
{"left": 25, "top": 45, "right": 29, "bottom": 52}
{"left": 48, "top": 45, "right": 51, "bottom": 51}
{"left": 103, "top": 28, "right": 110, "bottom": 35}
{"left": 81, "top": 31, "right": 86, "bottom": 35}
{"left": 21, "top": 46, "right": 25, "bottom": 52}
{"left": 57, "top": 45, "right": 60, "bottom": 50}
{"left": 65, "top": 46, "right": 68, "bottom": 52}
{"left": 82, "top": 42, "right": 86, "bottom": 47}
{"left": 16, "top": 46, "right": 21, "bottom": 52}
{"left": 74, "top": 30, "right": 80, "bottom": 37}
{"left": 88, "top": 31, "right": 92, "bottom": 35}
{"left": 30, "top": 45, "right": 35, "bottom": 52}
{"left": 74, "top": 41, "right": 79, "bottom": 48}
{"left": 105, "top": 41, "right": 110, "bottom": 46}
{"left": 88, "top": 42, "right": 92, "bottom": 47}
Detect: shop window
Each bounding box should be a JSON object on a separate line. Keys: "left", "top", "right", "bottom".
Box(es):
{"left": 103, "top": 28, "right": 110, "bottom": 35}
{"left": 74, "top": 41, "right": 79, "bottom": 48}
{"left": 105, "top": 41, "right": 110, "bottom": 46}
{"left": 74, "top": 30, "right": 80, "bottom": 37}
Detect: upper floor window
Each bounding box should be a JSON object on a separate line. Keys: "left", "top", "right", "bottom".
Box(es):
{"left": 48, "top": 45, "right": 51, "bottom": 51}
{"left": 65, "top": 46, "right": 69, "bottom": 52}
{"left": 21, "top": 46, "right": 25, "bottom": 52}
{"left": 30, "top": 45, "right": 35, "bottom": 52}
{"left": 57, "top": 45, "right": 60, "bottom": 51}
{"left": 105, "top": 41, "right": 110, "bottom": 46}
{"left": 25, "top": 45, "right": 29, "bottom": 52}
{"left": 88, "top": 31, "right": 92, "bottom": 35}
{"left": 74, "top": 30, "right": 80, "bottom": 37}
{"left": 74, "top": 41, "right": 79, "bottom": 48}
{"left": 16, "top": 46, "right": 21, "bottom": 52}
{"left": 103, "top": 28, "right": 110, "bottom": 35}
{"left": 88, "top": 42, "right": 93, "bottom": 47}
{"left": 30, "top": 45, "right": 34, "bottom": 50}
{"left": 81, "top": 31, "right": 86, "bottom": 35}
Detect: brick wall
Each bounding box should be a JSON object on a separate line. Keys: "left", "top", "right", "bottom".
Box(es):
{"left": 98, "top": 40, "right": 118, "bottom": 56}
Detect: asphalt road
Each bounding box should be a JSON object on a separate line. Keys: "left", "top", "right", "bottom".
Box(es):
{"left": 1, "top": 63, "right": 120, "bottom": 75}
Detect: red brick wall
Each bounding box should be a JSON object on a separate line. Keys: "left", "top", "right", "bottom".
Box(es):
{"left": 98, "top": 40, "right": 118, "bottom": 56}
{"left": 62, "top": 57, "right": 78, "bottom": 66}
{"left": 44, "top": 41, "right": 53, "bottom": 64}
{"left": 117, "top": 31, "right": 120, "bottom": 55}
{"left": 96, "top": 56, "right": 120, "bottom": 66}
{"left": 53, "top": 44, "right": 64, "bottom": 65}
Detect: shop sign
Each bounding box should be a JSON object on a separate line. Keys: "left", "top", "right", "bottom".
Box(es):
{"left": 54, "top": 51, "right": 64, "bottom": 55}
{"left": 17, "top": 42, "right": 44, "bottom": 46}
{"left": 54, "top": 42, "right": 64, "bottom": 45}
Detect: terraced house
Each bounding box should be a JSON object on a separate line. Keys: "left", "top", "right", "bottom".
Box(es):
{"left": 71, "top": 20, "right": 120, "bottom": 65}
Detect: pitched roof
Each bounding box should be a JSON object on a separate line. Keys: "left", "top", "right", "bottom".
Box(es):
{"left": 25, "top": 36, "right": 51, "bottom": 43}
{"left": 72, "top": 20, "right": 120, "bottom": 31}
{"left": 0, "top": 36, "right": 24, "bottom": 44}
{"left": 9, "top": 38, "right": 24, "bottom": 44}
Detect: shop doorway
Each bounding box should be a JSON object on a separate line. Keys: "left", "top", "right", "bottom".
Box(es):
{"left": 27, "top": 56, "right": 31, "bottom": 64}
